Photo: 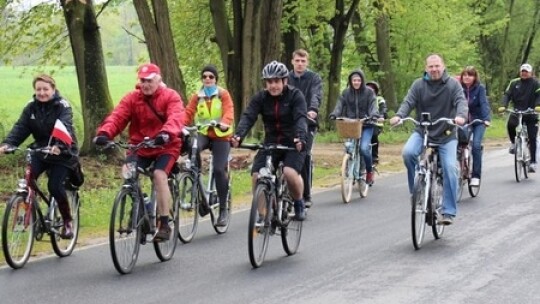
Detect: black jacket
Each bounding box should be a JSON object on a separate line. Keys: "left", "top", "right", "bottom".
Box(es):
{"left": 288, "top": 69, "right": 323, "bottom": 113}
{"left": 3, "top": 92, "right": 79, "bottom": 168}
{"left": 330, "top": 69, "right": 379, "bottom": 119}
{"left": 502, "top": 77, "right": 540, "bottom": 110}
{"left": 235, "top": 85, "right": 307, "bottom": 146}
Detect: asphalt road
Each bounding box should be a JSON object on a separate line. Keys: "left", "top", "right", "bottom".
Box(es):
{"left": 2, "top": 147, "right": 540, "bottom": 304}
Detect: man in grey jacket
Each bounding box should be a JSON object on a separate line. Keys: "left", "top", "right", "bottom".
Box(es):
{"left": 390, "top": 54, "right": 468, "bottom": 225}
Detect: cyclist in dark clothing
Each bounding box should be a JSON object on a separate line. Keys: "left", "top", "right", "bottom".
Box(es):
{"left": 288, "top": 48, "right": 323, "bottom": 208}
{"left": 499, "top": 63, "right": 540, "bottom": 172}
{"left": 232, "top": 61, "right": 308, "bottom": 221}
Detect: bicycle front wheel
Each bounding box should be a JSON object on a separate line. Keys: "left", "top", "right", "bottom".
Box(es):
{"left": 109, "top": 188, "right": 141, "bottom": 274}
{"left": 411, "top": 175, "right": 428, "bottom": 250}
{"left": 358, "top": 160, "right": 369, "bottom": 198}
{"left": 2, "top": 194, "right": 35, "bottom": 269}
{"left": 431, "top": 176, "right": 445, "bottom": 239}
{"left": 281, "top": 197, "right": 302, "bottom": 255}
{"left": 340, "top": 154, "right": 354, "bottom": 203}
{"left": 51, "top": 191, "right": 80, "bottom": 257}
{"left": 177, "top": 173, "right": 199, "bottom": 243}
{"left": 154, "top": 177, "right": 180, "bottom": 261}
{"left": 468, "top": 150, "right": 481, "bottom": 197}
{"left": 248, "top": 183, "right": 273, "bottom": 268}
{"left": 515, "top": 138, "right": 525, "bottom": 182}
{"left": 213, "top": 173, "right": 232, "bottom": 234}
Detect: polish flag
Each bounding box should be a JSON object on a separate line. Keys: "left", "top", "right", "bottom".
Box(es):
{"left": 51, "top": 119, "right": 73, "bottom": 145}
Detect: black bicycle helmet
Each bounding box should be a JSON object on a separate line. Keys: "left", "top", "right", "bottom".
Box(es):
{"left": 366, "top": 81, "right": 380, "bottom": 94}
{"left": 262, "top": 61, "right": 289, "bottom": 79}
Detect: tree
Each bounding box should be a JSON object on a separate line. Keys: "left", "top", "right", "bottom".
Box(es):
{"left": 60, "top": 0, "right": 114, "bottom": 155}
{"left": 133, "top": 0, "right": 186, "bottom": 101}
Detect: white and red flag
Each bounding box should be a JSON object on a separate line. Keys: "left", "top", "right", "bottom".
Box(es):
{"left": 51, "top": 119, "right": 73, "bottom": 145}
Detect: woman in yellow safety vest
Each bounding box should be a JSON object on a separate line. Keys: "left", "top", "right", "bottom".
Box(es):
{"left": 184, "top": 65, "right": 234, "bottom": 226}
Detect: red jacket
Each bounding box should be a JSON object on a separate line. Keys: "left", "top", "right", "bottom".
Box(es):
{"left": 98, "top": 85, "right": 185, "bottom": 158}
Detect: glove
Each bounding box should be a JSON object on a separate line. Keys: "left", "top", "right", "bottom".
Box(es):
{"left": 93, "top": 135, "right": 110, "bottom": 146}
{"left": 154, "top": 132, "right": 170, "bottom": 145}
{"left": 329, "top": 114, "right": 336, "bottom": 120}
{"left": 497, "top": 106, "right": 506, "bottom": 113}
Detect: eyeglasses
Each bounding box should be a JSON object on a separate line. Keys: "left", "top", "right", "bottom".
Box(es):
{"left": 202, "top": 74, "right": 215, "bottom": 80}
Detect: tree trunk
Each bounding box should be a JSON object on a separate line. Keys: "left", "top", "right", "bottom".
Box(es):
{"left": 260, "top": 0, "right": 283, "bottom": 65}
{"left": 282, "top": 0, "right": 300, "bottom": 65}
{"left": 325, "top": 0, "right": 360, "bottom": 130}
{"left": 373, "top": 0, "right": 397, "bottom": 110}
{"left": 133, "top": 0, "right": 186, "bottom": 101}
{"left": 60, "top": 0, "right": 114, "bottom": 156}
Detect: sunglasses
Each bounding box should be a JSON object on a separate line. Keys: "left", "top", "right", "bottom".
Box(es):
{"left": 202, "top": 74, "right": 215, "bottom": 80}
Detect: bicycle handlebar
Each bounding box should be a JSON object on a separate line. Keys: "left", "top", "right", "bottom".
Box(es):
{"left": 503, "top": 108, "right": 538, "bottom": 115}
{"left": 238, "top": 143, "right": 296, "bottom": 151}
{"left": 98, "top": 137, "right": 160, "bottom": 151}
{"left": 398, "top": 116, "right": 455, "bottom": 127}
{"left": 183, "top": 120, "right": 229, "bottom": 136}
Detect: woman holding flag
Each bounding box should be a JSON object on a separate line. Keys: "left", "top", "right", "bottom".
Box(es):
{"left": 0, "top": 74, "right": 80, "bottom": 239}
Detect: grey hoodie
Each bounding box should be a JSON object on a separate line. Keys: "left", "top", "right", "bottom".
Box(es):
{"left": 330, "top": 69, "right": 379, "bottom": 120}
{"left": 396, "top": 70, "right": 468, "bottom": 144}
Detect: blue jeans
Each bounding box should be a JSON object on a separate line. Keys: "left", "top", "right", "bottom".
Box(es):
{"left": 360, "top": 127, "right": 374, "bottom": 173}
{"left": 402, "top": 132, "right": 459, "bottom": 216}
{"left": 470, "top": 124, "right": 486, "bottom": 178}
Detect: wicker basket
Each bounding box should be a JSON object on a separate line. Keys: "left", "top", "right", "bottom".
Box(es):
{"left": 335, "top": 119, "right": 363, "bottom": 138}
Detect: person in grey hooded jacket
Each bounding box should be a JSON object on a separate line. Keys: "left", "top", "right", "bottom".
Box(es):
{"left": 330, "top": 69, "right": 379, "bottom": 184}
{"left": 390, "top": 54, "right": 468, "bottom": 225}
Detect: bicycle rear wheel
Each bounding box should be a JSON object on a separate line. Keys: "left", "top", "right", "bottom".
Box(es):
{"left": 154, "top": 178, "right": 180, "bottom": 261}
{"left": 177, "top": 172, "right": 199, "bottom": 243}
{"left": 431, "top": 176, "right": 445, "bottom": 239}
{"left": 281, "top": 195, "right": 302, "bottom": 255}
{"left": 2, "top": 194, "right": 35, "bottom": 269}
{"left": 110, "top": 188, "right": 141, "bottom": 274}
{"left": 411, "top": 175, "right": 428, "bottom": 250}
{"left": 340, "top": 154, "right": 354, "bottom": 203}
{"left": 248, "top": 183, "right": 273, "bottom": 268}
{"left": 51, "top": 191, "right": 80, "bottom": 257}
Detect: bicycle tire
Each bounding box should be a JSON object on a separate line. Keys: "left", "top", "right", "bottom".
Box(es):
{"left": 358, "top": 160, "right": 369, "bottom": 198}
{"left": 281, "top": 194, "right": 302, "bottom": 256}
{"left": 467, "top": 151, "right": 481, "bottom": 197}
{"left": 213, "top": 172, "right": 231, "bottom": 234}
{"left": 457, "top": 151, "right": 467, "bottom": 201}
{"left": 248, "top": 183, "right": 272, "bottom": 268}
{"left": 340, "top": 154, "right": 354, "bottom": 203}
{"left": 411, "top": 175, "right": 427, "bottom": 250}
{"left": 109, "top": 188, "right": 141, "bottom": 274}
{"left": 177, "top": 172, "right": 199, "bottom": 243}
{"left": 514, "top": 138, "right": 524, "bottom": 182}
{"left": 51, "top": 191, "right": 80, "bottom": 257}
{"left": 431, "top": 175, "right": 445, "bottom": 239}
{"left": 2, "top": 194, "right": 35, "bottom": 269}
{"left": 154, "top": 176, "right": 180, "bottom": 261}
{"left": 523, "top": 136, "right": 530, "bottom": 179}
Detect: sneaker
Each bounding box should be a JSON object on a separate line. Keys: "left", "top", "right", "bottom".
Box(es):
{"left": 529, "top": 163, "right": 537, "bottom": 173}
{"left": 215, "top": 208, "right": 229, "bottom": 227}
{"left": 293, "top": 200, "right": 306, "bottom": 221}
{"left": 61, "top": 220, "right": 74, "bottom": 239}
{"left": 366, "top": 172, "right": 374, "bottom": 185}
{"left": 509, "top": 143, "right": 516, "bottom": 154}
{"left": 438, "top": 214, "right": 454, "bottom": 226}
{"left": 154, "top": 224, "right": 171, "bottom": 242}
{"left": 470, "top": 178, "right": 480, "bottom": 187}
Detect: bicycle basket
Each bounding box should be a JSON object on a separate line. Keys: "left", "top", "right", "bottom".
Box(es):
{"left": 335, "top": 119, "right": 363, "bottom": 138}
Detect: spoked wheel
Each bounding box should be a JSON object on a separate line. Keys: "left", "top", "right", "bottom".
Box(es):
{"left": 109, "top": 189, "right": 141, "bottom": 275}
{"left": 411, "top": 175, "right": 428, "bottom": 250}
{"left": 281, "top": 196, "right": 302, "bottom": 256}
{"left": 431, "top": 176, "right": 445, "bottom": 239}
{"left": 248, "top": 184, "right": 272, "bottom": 268}
{"left": 523, "top": 138, "right": 530, "bottom": 179}
{"left": 177, "top": 173, "right": 199, "bottom": 243}
{"left": 51, "top": 191, "right": 80, "bottom": 257}
{"left": 2, "top": 194, "right": 35, "bottom": 269}
{"left": 515, "top": 140, "right": 525, "bottom": 182}
{"left": 340, "top": 154, "right": 354, "bottom": 203}
{"left": 154, "top": 178, "right": 180, "bottom": 261}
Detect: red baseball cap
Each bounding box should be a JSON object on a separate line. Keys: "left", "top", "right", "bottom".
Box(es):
{"left": 138, "top": 63, "right": 161, "bottom": 79}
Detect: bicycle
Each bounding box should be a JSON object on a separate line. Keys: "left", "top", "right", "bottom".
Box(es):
{"left": 1, "top": 146, "right": 81, "bottom": 269}
{"left": 457, "top": 119, "right": 484, "bottom": 200}
{"left": 240, "top": 143, "right": 303, "bottom": 268}
{"left": 335, "top": 117, "right": 377, "bottom": 203}
{"left": 502, "top": 108, "right": 537, "bottom": 182}
{"left": 176, "top": 122, "right": 232, "bottom": 243}
{"left": 101, "top": 138, "right": 180, "bottom": 274}
{"left": 398, "top": 114, "right": 454, "bottom": 250}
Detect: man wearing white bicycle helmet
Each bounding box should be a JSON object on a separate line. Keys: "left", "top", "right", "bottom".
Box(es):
{"left": 231, "top": 61, "right": 308, "bottom": 221}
